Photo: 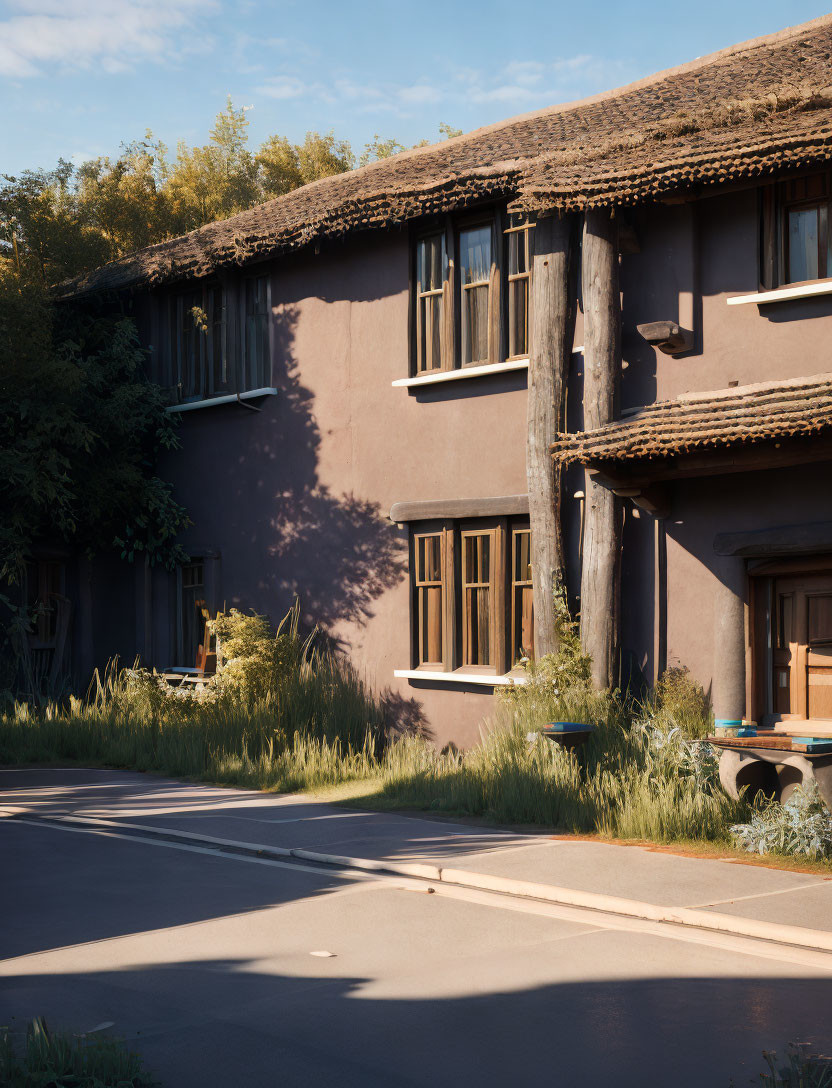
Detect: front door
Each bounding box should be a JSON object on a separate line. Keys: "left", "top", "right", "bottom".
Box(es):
{"left": 768, "top": 572, "right": 832, "bottom": 724}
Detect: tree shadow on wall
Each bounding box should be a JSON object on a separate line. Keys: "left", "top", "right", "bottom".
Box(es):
{"left": 199, "top": 304, "right": 424, "bottom": 734}
{"left": 262, "top": 304, "right": 407, "bottom": 628}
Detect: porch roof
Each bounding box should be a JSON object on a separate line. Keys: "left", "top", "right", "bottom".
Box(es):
{"left": 57, "top": 15, "right": 832, "bottom": 299}
{"left": 550, "top": 373, "right": 832, "bottom": 468}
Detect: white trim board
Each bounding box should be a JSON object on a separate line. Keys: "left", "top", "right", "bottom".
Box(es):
{"left": 727, "top": 281, "right": 832, "bottom": 306}
{"left": 394, "top": 668, "right": 528, "bottom": 687}
{"left": 392, "top": 348, "right": 584, "bottom": 389}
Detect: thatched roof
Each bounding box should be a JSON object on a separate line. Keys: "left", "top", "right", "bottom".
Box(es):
{"left": 59, "top": 15, "right": 832, "bottom": 299}
{"left": 550, "top": 374, "right": 832, "bottom": 466}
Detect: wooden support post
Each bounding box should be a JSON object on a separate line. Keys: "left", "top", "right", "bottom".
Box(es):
{"left": 580, "top": 208, "right": 622, "bottom": 688}
{"left": 526, "top": 212, "right": 579, "bottom": 658}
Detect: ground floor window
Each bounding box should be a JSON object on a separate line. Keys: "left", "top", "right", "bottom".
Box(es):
{"left": 751, "top": 566, "right": 832, "bottom": 724}
{"left": 411, "top": 519, "right": 532, "bottom": 675}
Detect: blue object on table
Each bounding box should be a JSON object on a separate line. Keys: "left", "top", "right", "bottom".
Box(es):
{"left": 715, "top": 719, "right": 743, "bottom": 729}
{"left": 736, "top": 728, "right": 757, "bottom": 737}
{"left": 543, "top": 722, "right": 594, "bottom": 733}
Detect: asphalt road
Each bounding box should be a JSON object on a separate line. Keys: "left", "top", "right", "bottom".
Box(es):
{"left": 3, "top": 769, "right": 832, "bottom": 1087}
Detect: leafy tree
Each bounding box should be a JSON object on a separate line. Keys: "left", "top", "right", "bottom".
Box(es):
{"left": 295, "top": 130, "right": 355, "bottom": 184}
{"left": 166, "top": 98, "right": 259, "bottom": 231}
{"left": 0, "top": 268, "right": 189, "bottom": 592}
{"left": 256, "top": 134, "right": 304, "bottom": 198}
{"left": 75, "top": 134, "right": 172, "bottom": 258}
{"left": 359, "top": 134, "right": 408, "bottom": 167}
{"left": 0, "top": 162, "right": 111, "bottom": 284}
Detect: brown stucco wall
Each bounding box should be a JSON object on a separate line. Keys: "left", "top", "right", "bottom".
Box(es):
{"left": 87, "top": 178, "right": 832, "bottom": 744}
{"left": 146, "top": 229, "right": 535, "bottom": 749}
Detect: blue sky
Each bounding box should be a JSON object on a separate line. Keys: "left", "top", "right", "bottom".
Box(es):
{"left": 0, "top": 0, "right": 828, "bottom": 176}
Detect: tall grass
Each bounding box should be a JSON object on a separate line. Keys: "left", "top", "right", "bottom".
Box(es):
{"left": 0, "top": 607, "right": 751, "bottom": 843}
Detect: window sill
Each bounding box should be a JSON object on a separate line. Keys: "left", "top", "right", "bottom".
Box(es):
{"left": 727, "top": 281, "right": 832, "bottom": 307}
{"left": 394, "top": 668, "right": 528, "bottom": 687}
{"left": 392, "top": 349, "right": 584, "bottom": 389}
{"left": 166, "top": 387, "right": 278, "bottom": 414}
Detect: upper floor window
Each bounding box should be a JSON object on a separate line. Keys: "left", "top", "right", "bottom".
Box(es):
{"left": 411, "top": 519, "right": 532, "bottom": 675}
{"left": 167, "top": 275, "right": 271, "bottom": 403}
{"left": 410, "top": 209, "right": 533, "bottom": 377}
{"left": 761, "top": 173, "right": 832, "bottom": 288}
{"left": 506, "top": 217, "right": 532, "bottom": 359}
{"left": 459, "top": 224, "right": 493, "bottom": 365}
{"left": 173, "top": 284, "right": 227, "bottom": 402}
{"left": 244, "top": 276, "right": 271, "bottom": 390}
{"left": 415, "top": 233, "right": 447, "bottom": 374}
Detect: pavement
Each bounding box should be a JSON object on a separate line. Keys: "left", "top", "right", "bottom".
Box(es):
{"left": 3, "top": 767, "right": 832, "bottom": 1086}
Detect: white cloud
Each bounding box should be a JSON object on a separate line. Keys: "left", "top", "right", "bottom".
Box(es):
{"left": 249, "top": 52, "right": 635, "bottom": 126}
{"left": 0, "top": 0, "right": 215, "bottom": 79}
{"left": 458, "top": 54, "right": 631, "bottom": 107}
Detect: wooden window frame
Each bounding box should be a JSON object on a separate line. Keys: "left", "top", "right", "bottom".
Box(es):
{"left": 409, "top": 517, "right": 524, "bottom": 676}
{"left": 410, "top": 207, "right": 515, "bottom": 378}
{"left": 456, "top": 214, "right": 501, "bottom": 369}
{"left": 510, "top": 525, "right": 534, "bottom": 666}
{"left": 505, "top": 216, "right": 533, "bottom": 360}
{"left": 413, "top": 230, "right": 450, "bottom": 376}
{"left": 760, "top": 172, "right": 832, "bottom": 290}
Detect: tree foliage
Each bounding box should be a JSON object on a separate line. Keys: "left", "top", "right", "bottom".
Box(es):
{"left": 0, "top": 103, "right": 462, "bottom": 285}
{"left": 0, "top": 269, "right": 189, "bottom": 588}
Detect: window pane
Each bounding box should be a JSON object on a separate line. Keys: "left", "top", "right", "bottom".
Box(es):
{"left": 420, "top": 586, "right": 443, "bottom": 664}
{"left": 179, "top": 291, "right": 202, "bottom": 398}
{"left": 245, "top": 277, "right": 270, "bottom": 390}
{"left": 210, "top": 286, "right": 226, "bottom": 393}
{"left": 514, "top": 586, "right": 534, "bottom": 661}
{"left": 788, "top": 206, "right": 820, "bottom": 282}
{"left": 508, "top": 230, "right": 528, "bottom": 276}
{"left": 463, "top": 284, "right": 489, "bottom": 364}
{"left": 464, "top": 534, "right": 490, "bottom": 584}
{"left": 465, "top": 587, "right": 491, "bottom": 665}
{"left": 509, "top": 278, "right": 528, "bottom": 358}
{"left": 417, "top": 234, "right": 446, "bottom": 291}
{"left": 460, "top": 226, "right": 491, "bottom": 285}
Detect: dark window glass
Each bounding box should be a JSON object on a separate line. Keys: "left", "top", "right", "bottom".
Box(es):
{"left": 415, "top": 234, "right": 446, "bottom": 373}
{"left": 460, "top": 226, "right": 491, "bottom": 365}
{"left": 245, "top": 277, "right": 270, "bottom": 390}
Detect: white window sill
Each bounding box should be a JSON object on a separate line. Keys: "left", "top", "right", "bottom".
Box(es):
{"left": 166, "top": 387, "right": 278, "bottom": 414}
{"left": 727, "top": 281, "right": 832, "bottom": 306}
{"left": 394, "top": 668, "right": 528, "bottom": 687}
{"left": 391, "top": 348, "right": 584, "bottom": 389}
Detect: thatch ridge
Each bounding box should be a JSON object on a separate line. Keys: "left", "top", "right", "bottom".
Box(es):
{"left": 58, "top": 15, "right": 832, "bottom": 299}
{"left": 551, "top": 374, "right": 832, "bottom": 465}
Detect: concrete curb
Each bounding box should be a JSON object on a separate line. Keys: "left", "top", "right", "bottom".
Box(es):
{"left": 15, "top": 812, "right": 832, "bottom": 955}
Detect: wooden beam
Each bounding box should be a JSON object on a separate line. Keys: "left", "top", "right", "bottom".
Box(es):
{"left": 526, "top": 211, "right": 579, "bottom": 657}
{"left": 580, "top": 208, "right": 622, "bottom": 689}
{"left": 715, "top": 520, "right": 832, "bottom": 558}
{"left": 389, "top": 495, "right": 529, "bottom": 523}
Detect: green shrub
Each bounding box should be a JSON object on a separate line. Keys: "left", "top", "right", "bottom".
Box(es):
{"left": 730, "top": 782, "right": 832, "bottom": 860}
{"left": 0, "top": 1016, "right": 157, "bottom": 1087}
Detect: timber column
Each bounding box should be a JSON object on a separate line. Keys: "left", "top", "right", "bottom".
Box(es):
{"left": 712, "top": 556, "right": 747, "bottom": 724}
{"left": 527, "top": 212, "right": 579, "bottom": 657}
{"left": 580, "top": 208, "right": 622, "bottom": 688}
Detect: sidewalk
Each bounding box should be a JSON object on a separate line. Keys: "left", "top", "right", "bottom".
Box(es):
{"left": 3, "top": 766, "right": 832, "bottom": 935}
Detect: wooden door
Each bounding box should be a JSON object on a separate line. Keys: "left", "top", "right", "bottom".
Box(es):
{"left": 770, "top": 573, "right": 832, "bottom": 722}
